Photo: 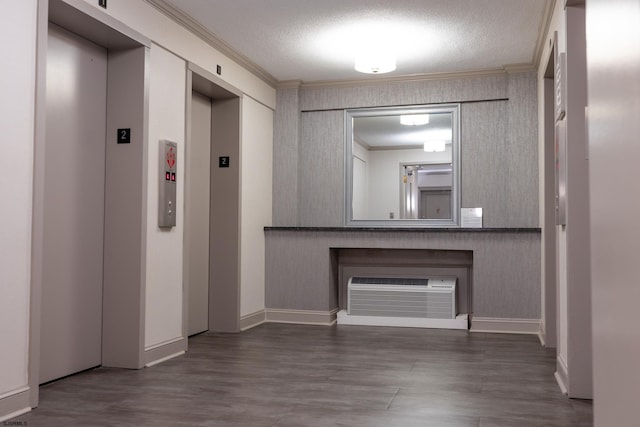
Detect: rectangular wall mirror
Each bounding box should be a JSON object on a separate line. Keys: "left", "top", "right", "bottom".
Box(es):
{"left": 345, "top": 104, "right": 460, "bottom": 227}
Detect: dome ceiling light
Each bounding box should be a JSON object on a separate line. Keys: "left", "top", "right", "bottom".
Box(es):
{"left": 424, "top": 140, "right": 446, "bottom": 152}
{"left": 400, "top": 114, "right": 430, "bottom": 126}
{"left": 354, "top": 51, "right": 396, "bottom": 74}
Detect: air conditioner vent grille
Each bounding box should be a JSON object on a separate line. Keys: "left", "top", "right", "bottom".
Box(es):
{"left": 348, "top": 277, "right": 456, "bottom": 319}
{"left": 350, "top": 277, "right": 428, "bottom": 286}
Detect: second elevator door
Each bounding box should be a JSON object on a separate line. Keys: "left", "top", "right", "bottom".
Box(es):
{"left": 187, "top": 91, "right": 212, "bottom": 335}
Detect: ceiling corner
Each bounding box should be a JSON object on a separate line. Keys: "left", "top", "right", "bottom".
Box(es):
{"left": 144, "top": 0, "right": 278, "bottom": 88}
{"left": 533, "top": 0, "right": 557, "bottom": 69}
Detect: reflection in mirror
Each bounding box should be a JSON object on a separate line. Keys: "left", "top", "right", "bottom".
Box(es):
{"left": 346, "top": 104, "right": 460, "bottom": 227}
{"left": 402, "top": 163, "right": 452, "bottom": 219}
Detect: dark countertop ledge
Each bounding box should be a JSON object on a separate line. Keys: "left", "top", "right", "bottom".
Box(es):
{"left": 265, "top": 226, "right": 541, "bottom": 233}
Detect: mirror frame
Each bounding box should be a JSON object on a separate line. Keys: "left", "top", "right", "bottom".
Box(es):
{"left": 344, "top": 103, "right": 461, "bottom": 227}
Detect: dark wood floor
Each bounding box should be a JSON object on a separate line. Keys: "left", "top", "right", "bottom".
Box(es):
{"left": 16, "top": 323, "right": 592, "bottom": 426}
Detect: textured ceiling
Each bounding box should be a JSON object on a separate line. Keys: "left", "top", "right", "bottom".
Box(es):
{"left": 163, "top": 0, "right": 550, "bottom": 83}
{"left": 355, "top": 112, "right": 453, "bottom": 149}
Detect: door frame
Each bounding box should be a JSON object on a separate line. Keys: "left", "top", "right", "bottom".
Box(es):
{"left": 31, "top": 0, "right": 150, "bottom": 407}
{"left": 184, "top": 63, "right": 243, "bottom": 334}
{"left": 39, "top": 21, "right": 109, "bottom": 384}
{"left": 541, "top": 42, "right": 558, "bottom": 349}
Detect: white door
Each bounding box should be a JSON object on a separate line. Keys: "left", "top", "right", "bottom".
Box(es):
{"left": 40, "top": 24, "right": 107, "bottom": 383}
{"left": 187, "top": 91, "right": 212, "bottom": 335}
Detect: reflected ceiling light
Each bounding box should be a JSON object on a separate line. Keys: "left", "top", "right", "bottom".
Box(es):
{"left": 354, "top": 51, "right": 396, "bottom": 74}
{"left": 400, "top": 114, "right": 429, "bottom": 126}
{"left": 424, "top": 140, "right": 446, "bottom": 152}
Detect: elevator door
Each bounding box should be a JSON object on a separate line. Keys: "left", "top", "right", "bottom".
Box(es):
{"left": 40, "top": 24, "right": 107, "bottom": 383}
{"left": 187, "top": 91, "right": 212, "bottom": 335}
{"left": 420, "top": 190, "right": 452, "bottom": 219}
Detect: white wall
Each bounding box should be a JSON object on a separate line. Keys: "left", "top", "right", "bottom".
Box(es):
{"left": 145, "top": 44, "right": 186, "bottom": 349}
{"left": 537, "top": 0, "right": 566, "bottom": 352}
{"left": 537, "top": 0, "right": 566, "bottom": 353}
{"left": 538, "top": 0, "right": 592, "bottom": 398}
{"left": 587, "top": 0, "right": 640, "bottom": 424}
{"left": 540, "top": 0, "right": 571, "bottom": 390}
{"left": 0, "top": 0, "right": 36, "bottom": 404}
{"left": 79, "top": 0, "right": 275, "bottom": 109}
{"left": 68, "top": 0, "right": 276, "bottom": 344}
{"left": 240, "top": 97, "right": 273, "bottom": 317}
{"left": 0, "top": 0, "right": 276, "bottom": 419}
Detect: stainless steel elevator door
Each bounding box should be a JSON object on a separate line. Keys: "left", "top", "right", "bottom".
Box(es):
{"left": 40, "top": 23, "right": 107, "bottom": 383}
{"left": 420, "top": 190, "right": 452, "bottom": 220}
{"left": 187, "top": 91, "right": 212, "bottom": 336}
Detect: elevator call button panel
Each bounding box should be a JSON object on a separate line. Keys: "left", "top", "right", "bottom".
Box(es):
{"left": 159, "top": 140, "right": 177, "bottom": 228}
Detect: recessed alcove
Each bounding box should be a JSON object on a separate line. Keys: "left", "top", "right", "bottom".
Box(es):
{"left": 265, "top": 227, "right": 540, "bottom": 331}
{"left": 334, "top": 248, "right": 473, "bottom": 320}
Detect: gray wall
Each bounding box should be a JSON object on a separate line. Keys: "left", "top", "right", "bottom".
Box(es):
{"left": 268, "top": 72, "right": 540, "bottom": 320}
{"left": 265, "top": 229, "right": 540, "bottom": 319}
{"left": 273, "top": 72, "right": 538, "bottom": 228}
{"left": 273, "top": 86, "right": 300, "bottom": 225}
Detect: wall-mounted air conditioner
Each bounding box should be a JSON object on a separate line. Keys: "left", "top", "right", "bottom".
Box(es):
{"left": 338, "top": 277, "right": 467, "bottom": 329}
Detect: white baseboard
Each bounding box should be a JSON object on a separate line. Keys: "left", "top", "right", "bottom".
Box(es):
{"left": 145, "top": 336, "right": 184, "bottom": 352}
{"left": 240, "top": 310, "right": 266, "bottom": 331}
{"left": 555, "top": 355, "right": 569, "bottom": 395}
{"left": 0, "top": 387, "right": 29, "bottom": 401}
{"left": 263, "top": 311, "right": 540, "bottom": 336}
{"left": 145, "top": 351, "right": 185, "bottom": 368}
{"left": 538, "top": 320, "right": 547, "bottom": 346}
{"left": 144, "top": 337, "right": 186, "bottom": 367}
{"left": 0, "top": 388, "right": 31, "bottom": 422}
{"left": 265, "top": 308, "right": 338, "bottom": 326}
{"left": 0, "top": 407, "right": 31, "bottom": 423}
{"left": 337, "top": 310, "right": 468, "bottom": 330}
{"left": 470, "top": 317, "right": 540, "bottom": 334}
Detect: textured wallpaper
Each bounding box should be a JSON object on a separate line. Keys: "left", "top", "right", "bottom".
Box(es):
{"left": 274, "top": 71, "right": 538, "bottom": 227}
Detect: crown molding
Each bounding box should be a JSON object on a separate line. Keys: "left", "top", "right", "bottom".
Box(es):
{"left": 503, "top": 63, "right": 537, "bottom": 73}
{"left": 277, "top": 80, "right": 303, "bottom": 89}
{"left": 298, "top": 66, "right": 535, "bottom": 89}
{"left": 145, "top": 0, "right": 543, "bottom": 92}
{"left": 533, "top": 0, "right": 557, "bottom": 69}
{"left": 144, "top": 0, "right": 278, "bottom": 88}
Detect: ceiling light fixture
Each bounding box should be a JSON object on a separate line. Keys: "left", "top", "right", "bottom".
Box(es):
{"left": 424, "top": 140, "right": 446, "bottom": 152}
{"left": 400, "top": 114, "right": 429, "bottom": 126}
{"left": 354, "top": 51, "right": 396, "bottom": 74}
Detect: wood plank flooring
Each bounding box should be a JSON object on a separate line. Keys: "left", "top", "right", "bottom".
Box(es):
{"left": 16, "top": 323, "right": 592, "bottom": 426}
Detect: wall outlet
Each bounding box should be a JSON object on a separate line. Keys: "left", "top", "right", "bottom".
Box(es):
{"left": 99, "top": 0, "right": 107, "bottom": 9}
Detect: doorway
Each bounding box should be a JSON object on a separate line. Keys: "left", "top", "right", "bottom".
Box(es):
{"left": 34, "top": 1, "right": 150, "bottom": 393}
{"left": 40, "top": 23, "right": 107, "bottom": 384}
{"left": 185, "top": 65, "right": 242, "bottom": 333}
{"left": 420, "top": 190, "right": 452, "bottom": 219}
